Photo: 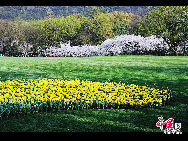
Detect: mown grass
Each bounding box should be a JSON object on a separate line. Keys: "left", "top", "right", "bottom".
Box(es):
{"left": 0, "top": 55, "right": 188, "bottom": 132}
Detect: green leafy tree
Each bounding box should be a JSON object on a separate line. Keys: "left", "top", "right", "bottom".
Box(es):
{"left": 0, "top": 20, "right": 9, "bottom": 53}
{"left": 107, "top": 11, "right": 142, "bottom": 35}
{"left": 179, "top": 7, "right": 188, "bottom": 55}
{"left": 83, "top": 7, "right": 114, "bottom": 45}
{"left": 112, "top": 19, "right": 129, "bottom": 36}
{"left": 136, "top": 6, "right": 188, "bottom": 56}
{"left": 0, "top": 20, "right": 23, "bottom": 56}
{"left": 30, "top": 15, "right": 82, "bottom": 48}
{"left": 72, "top": 7, "right": 114, "bottom": 46}
{"left": 71, "top": 16, "right": 94, "bottom": 46}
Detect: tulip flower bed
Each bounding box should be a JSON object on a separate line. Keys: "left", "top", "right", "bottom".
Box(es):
{"left": 0, "top": 79, "right": 172, "bottom": 119}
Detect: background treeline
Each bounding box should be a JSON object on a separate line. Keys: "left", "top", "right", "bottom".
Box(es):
{"left": 0, "top": 6, "right": 153, "bottom": 20}
{"left": 0, "top": 7, "right": 142, "bottom": 56}
{"left": 0, "top": 6, "right": 187, "bottom": 56}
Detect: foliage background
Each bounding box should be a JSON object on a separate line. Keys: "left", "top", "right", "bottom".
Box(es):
{"left": 0, "top": 6, "right": 187, "bottom": 56}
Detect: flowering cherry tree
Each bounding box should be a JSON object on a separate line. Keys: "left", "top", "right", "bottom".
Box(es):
{"left": 46, "top": 34, "right": 172, "bottom": 57}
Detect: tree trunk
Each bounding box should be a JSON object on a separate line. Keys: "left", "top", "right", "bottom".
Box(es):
{"left": 171, "top": 44, "right": 178, "bottom": 56}
{"left": 0, "top": 40, "right": 3, "bottom": 53}
{"left": 44, "top": 49, "right": 47, "bottom": 57}
{"left": 174, "top": 49, "right": 178, "bottom": 56}
{"left": 183, "top": 41, "right": 186, "bottom": 56}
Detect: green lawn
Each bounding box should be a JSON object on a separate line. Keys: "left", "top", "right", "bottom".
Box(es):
{"left": 0, "top": 55, "right": 188, "bottom": 132}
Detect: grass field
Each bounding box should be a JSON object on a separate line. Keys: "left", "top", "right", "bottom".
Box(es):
{"left": 0, "top": 55, "right": 188, "bottom": 132}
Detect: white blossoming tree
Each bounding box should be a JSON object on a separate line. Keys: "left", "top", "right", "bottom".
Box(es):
{"left": 46, "top": 34, "right": 171, "bottom": 57}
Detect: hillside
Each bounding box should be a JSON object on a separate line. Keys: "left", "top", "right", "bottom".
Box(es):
{"left": 0, "top": 6, "right": 153, "bottom": 21}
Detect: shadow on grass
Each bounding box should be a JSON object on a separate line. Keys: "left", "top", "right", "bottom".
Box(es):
{"left": 1, "top": 101, "right": 187, "bottom": 132}
{"left": 60, "top": 64, "right": 188, "bottom": 84}
{"left": 0, "top": 90, "right": 187, "bottom": 132}
{"left": 0, "top": 109, "right": 159, "bottom": 132}
{"left": 73, "top": 65, "right": 188, "bottom": 95}
{"left": 0, "top": 71, "right": 49, "bottom": 81}
{"left": 0, "top": 64, "right": 187, "bottom": 132}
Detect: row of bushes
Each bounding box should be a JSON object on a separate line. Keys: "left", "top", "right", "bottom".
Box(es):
{"left": 1, "top": 34, "right": 187, "bottom": 57}
{"left": 45, "top": 34, "right": 187, "bottom": 57}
